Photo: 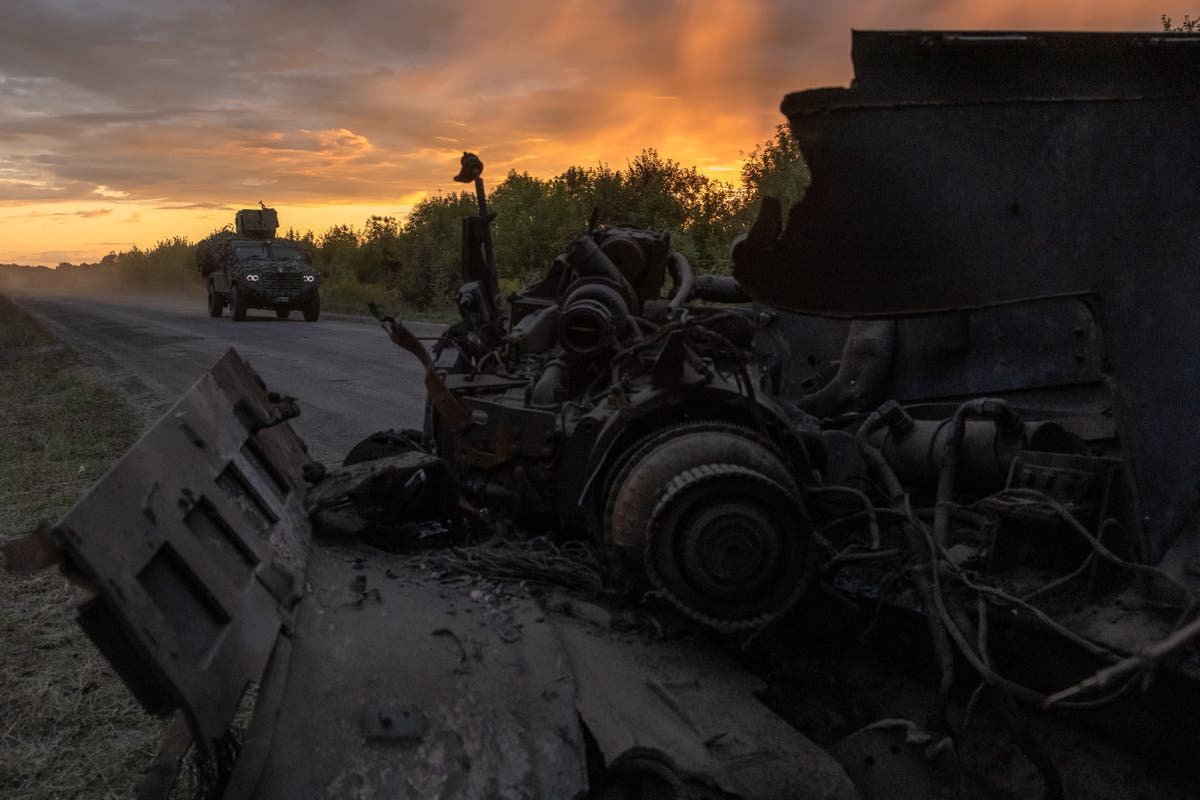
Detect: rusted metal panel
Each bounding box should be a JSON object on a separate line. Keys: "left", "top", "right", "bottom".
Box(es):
{"left": 371, "top": 304, "right": 471, "bottom": 433}
{"left": 45, "top": 348, "right": 312, "bottom": 754}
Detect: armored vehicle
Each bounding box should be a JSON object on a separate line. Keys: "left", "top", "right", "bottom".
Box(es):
{"left": 7, "top": 29, "right": 1200, "bottom": 800}
{"left": 197, "top": 207, "right": 320, "bottom": 321}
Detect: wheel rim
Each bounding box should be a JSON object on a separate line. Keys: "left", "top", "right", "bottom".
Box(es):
{"left": 603, "top": 422, "right": 792, "bottom": 548}
{"left": 684, "top": 501, "right": 781, "bottom": 597}
{"left": 645, "top": 463, "right": 811, "bottom": 629}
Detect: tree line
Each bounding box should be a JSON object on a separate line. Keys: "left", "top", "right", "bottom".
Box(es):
{"left": 14, "top": 125, "right": 808, "bottom": 312}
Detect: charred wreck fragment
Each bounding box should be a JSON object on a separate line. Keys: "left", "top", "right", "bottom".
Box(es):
{"left": 363, "top": 153, "right": 828, "bottom": 631}
{"left": 1, "top": 346, "right": 860, "bottom": 800}
{"left": 726, "top": 27, "right": 1200, "bottom": 796}
{"left": 733, "top": 29, "right": 1200, "bottom": 570}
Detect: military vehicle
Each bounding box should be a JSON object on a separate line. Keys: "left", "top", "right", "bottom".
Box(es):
{"left": 197, "top": 206, "right": 320, "bottom": 321}
{"left": 6, "top": 29, "right": 1200, "bottom": 800}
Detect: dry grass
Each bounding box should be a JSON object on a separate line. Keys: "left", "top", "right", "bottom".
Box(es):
{"left": 0, "top": 295, "right": 164, "bottom": 799}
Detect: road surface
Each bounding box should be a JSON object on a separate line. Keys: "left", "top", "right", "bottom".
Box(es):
{"left": 14, "top": 292, "right": 439, "bottom": 464}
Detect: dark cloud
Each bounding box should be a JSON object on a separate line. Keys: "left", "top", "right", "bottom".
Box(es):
{"left": 0, "top": 0, "right": 1161, "bottom": 209}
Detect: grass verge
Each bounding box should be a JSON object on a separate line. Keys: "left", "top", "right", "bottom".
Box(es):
{"left": 320, "top": 275, "right": 459, "bottom": 322}
{"left": 0, "top": 294, "right": 163, "bottom": 799}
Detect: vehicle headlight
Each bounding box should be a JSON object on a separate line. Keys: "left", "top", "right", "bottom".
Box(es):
{"left": 245, "top": 274, "right": 260, "bottom": 282}
{"left": 303, "top": 274, "right": 315, "bottom": 283}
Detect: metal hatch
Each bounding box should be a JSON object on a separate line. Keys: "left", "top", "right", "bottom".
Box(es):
{"left": 6, "top": 348, "right": 313, "bottom": 759}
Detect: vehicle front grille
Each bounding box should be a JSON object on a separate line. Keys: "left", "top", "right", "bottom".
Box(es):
{"left": 261, "top": 273, "right": 305, "bottom": 293}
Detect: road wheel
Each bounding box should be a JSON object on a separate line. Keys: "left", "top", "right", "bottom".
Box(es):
{"left": 302, "top": 291, "right": 320, "bottom": 322}
{"left": 207, "top": 283, "right": 224, "bottom": 318}
{"left": 275, "top": 308, "right": 290, "bottom": 319}
{"left": 608, "top": 430, "right": 813, "bottom": 630}
{"left": 230, "top": 284, "right": 248, "bottom": 321}
{"left": 601, "top": 420, "right": 784, "bottom": 537}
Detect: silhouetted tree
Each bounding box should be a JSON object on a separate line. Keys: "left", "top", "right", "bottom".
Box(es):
{"left": 1162, "top": 13, "right": 1200, "bottom": 31}
{"left": 37, "top": 128, "right": 813, "bottom": 311}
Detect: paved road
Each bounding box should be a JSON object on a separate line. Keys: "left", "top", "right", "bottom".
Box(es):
{"left": 15, "top": 292, "right": 441, "bottom": 464}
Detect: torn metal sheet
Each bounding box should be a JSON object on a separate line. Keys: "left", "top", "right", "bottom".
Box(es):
{"left": 42, "top": 348, "right": 313, "bottom": 754}
{"left": 829, "top": 720, "right": 962, "bottom": 800}
{"left": 227, "top": 550, "right": 588, "bottom": 800}
{"left": 371, "top": 304, "right": 471, "bottom": 434}
{"left": 555, "top": 614, "right": 860, "bottom": 800}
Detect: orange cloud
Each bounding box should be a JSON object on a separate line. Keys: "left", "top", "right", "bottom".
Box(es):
{"left": 0, "top": 0, "right": 1169, "bottom": 264}
{"left": 237, "top": 128, "right": 373, "bottom": 159}
{"left": 19, "top": 208, "right": 112, "bottom": 220}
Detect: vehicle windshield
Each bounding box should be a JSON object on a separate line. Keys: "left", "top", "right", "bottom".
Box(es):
{"left": 271, "top": 246, "right": 304, "bottom": 261}
{"left": 233, "top": 243, "right": 268, "bottom": 261}
{"left": 233, "top": 243, "right": 306, "bottom": 263}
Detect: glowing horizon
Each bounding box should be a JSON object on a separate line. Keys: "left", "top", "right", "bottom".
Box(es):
{"left": 0, "top": 1, "right": 1171, "bottom": 266}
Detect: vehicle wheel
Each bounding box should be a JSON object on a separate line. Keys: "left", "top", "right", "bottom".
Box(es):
{"left": 608, "top": 430, "right": 814, "bottom": 630}
{"left": 302, "top": 292, "right": 320, "bottom": 322}
{"left": 230, "top": 284, "right": 248, "bottom": 321}
{"left": 275, "top": 308, "right": 290, "bottom": 319}
{"left": 207, "top": 283, "right": 224, "bottom": 318}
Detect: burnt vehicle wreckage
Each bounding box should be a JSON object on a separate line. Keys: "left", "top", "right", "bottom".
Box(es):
{"left": 5, "top": 30, "right": 1200, "bottom": 800}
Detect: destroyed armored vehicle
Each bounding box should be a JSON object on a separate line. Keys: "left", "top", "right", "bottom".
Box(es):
{"left": 380, "top": 178, "right": 820, "bottom": 630}
{"left": 197, "top": 207, "right": 320, "bottom": 321}
{"left": 7, "top": 29, "right": 1200, "bottom": 800}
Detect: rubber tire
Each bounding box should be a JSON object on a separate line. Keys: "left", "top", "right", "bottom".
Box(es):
{"left": 230, "top": 284, "right": 248, "bottom": 321}
{"left": 302, "top": 291, "right": 320, "bottom": 322}
{"left": 275, "top": 308, "right": 290, "bottom": 319}
{"left": 207, "top": 283, "right": 224, "bottom": 318}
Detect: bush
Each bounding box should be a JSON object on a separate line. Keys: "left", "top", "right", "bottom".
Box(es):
{"left": 27, "top": 130, "right": 809, "bottom": 316}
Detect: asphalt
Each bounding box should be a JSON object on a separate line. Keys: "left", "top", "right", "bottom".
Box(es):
{"left": 13, "top": 291, "right": 442, "bottom": 465}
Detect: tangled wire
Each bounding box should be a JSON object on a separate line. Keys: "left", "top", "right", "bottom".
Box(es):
{"left": 418, "top": 535, "right": 617, "bottom": 595}
{"left": 812, "top": 398, "right": 1200, "bottom": 799}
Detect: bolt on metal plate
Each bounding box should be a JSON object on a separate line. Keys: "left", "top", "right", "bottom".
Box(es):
{"left": 362, "top": 704, "right": 426, "bottom": 741}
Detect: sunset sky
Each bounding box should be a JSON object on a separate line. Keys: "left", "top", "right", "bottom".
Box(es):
{"left": 0, "top": 1, "right": 1175, "bottom": 265}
